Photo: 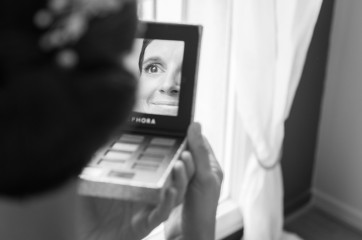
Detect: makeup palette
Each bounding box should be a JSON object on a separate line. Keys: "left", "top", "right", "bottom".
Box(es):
{"left": 79, "top": 21, "right": 202, "bottom": 203}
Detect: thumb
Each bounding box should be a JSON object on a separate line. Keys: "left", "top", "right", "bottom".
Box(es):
{"left": 187, "top": 122, "right": 211, "bottom": 174}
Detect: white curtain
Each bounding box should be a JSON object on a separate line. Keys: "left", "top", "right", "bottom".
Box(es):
{"left": 229, "top": 0, "right": 323, "bottom": 239}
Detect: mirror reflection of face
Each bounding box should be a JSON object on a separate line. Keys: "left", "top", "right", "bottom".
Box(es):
{"left": 135, "top": 40, "right": 184, "bottom": 116}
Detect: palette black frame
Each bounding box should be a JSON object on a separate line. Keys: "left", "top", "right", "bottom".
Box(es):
{"left": 79, "top": 22, "right": 202, "bottom": 204}
{"left": 125, "top": 21, "right": 202, "bottom": 136}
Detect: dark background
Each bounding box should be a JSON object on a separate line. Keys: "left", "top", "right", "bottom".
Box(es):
{"left": 281, "top": 0, "right": 335, "bottom": 215}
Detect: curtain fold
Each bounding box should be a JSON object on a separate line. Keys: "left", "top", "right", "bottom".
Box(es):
{"left": 229, "top": 0, "right": 323, "bottom": 239}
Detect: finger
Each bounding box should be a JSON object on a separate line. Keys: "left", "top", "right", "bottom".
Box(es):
{"left": 172, "top": 160, "right": 188, "bottom": 205}
{"left": 210, "top": 160, "right": 223, "bottom": 184}
{"left": 164, "top": 205, "right": 183, "bottom": 239}
{"left": 203, "top": 136, "right": 217, "bottom": 161}
{"left": 147, "top": 187, "right": 177, "bottom": 228}
{"left": 203, "top": 137, "right": 224, "bottom": 183}
{"left": 187, "top": 122, "right": 211, "bottom": 173}
{"left": 180, "top": 150, "right": 195, "bottom": 181}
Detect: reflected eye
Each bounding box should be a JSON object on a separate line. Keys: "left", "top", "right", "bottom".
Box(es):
{"left": 147, "top": 64, "right": 158, "bottom": 73}
{"left": 143, "top": 63, "right": 164, "bottom": 74}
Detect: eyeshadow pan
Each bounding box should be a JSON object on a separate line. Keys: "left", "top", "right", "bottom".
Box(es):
{"left": 119, "top": 134, "right": 144, "bottom": 143}
{"left": 108, "top": 170, "right": 135, "bottom": 179}
{"left": 99, "top": 160, "right": 126, "bottom": 168}
{"left": 104, "top": 151, "right": 131, "bottom": 160}
{"left": 133, "top": 162, "right": 159, "bottom": 171}
{"left": 112, "top": 142, "right": 139, "bottom": 152}
{"left": 144, "top": 146, "right": 170, "bottom": 156}
{"left": 139, "top": 154, "right": 164, "bottom": 164}
{"left": 150, "top": 138, "right": 176, "bottom": 146}
{"left": 82, "top": 167, "right": 104, "bottom": 177}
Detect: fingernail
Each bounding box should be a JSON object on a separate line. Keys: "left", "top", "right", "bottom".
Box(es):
{"left": 193, "top": 122, "right": 201, "bottom": 134}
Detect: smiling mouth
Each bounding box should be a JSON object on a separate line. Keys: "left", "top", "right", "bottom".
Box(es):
{"left": 146, "top": 102, "right": 179, "bottom": 116}
{"left": 150, "top": 101, "right": 178, "bottom": 106}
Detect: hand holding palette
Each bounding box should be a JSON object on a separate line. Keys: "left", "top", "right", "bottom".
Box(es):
{"left": 79, "top": 22, "right": 202, "bottom": 204}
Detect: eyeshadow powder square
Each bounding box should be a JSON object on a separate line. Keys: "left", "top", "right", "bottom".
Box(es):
{"left": 104, "top": 151, "right": 131, "bottom": 160}
{"left": 119, "top": 134, "right": 144, "bottom": 143}
{"left": 138, "top": 155, "right": 164, "bottom": 164}
{"left": 108, "top": 170, "right": 135, "bottom": 179}
{"left": 99, "top": 160, "right": 125, "bottom": 168}
{"left": 82, "top": 167, "right": 104, "bottom": 178}
{"left": 112, "top": 142, "right": 139, "bottom": 152}
{"left": 133, "top": 162, "right": 159, "bottom": 171}
{"left": 150, "top": 138, "right": 176, "bottom": 146}
{"left": 144, "top": 146, "right": 170, "bottom": 156}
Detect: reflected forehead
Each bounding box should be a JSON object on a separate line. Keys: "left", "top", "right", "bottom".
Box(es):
{"left": 144, "top": 40, "right": 184, "bottom": 58}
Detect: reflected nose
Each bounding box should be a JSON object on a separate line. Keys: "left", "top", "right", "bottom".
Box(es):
{"left": 159, "top": 69, "right": 181, "bottom": 96}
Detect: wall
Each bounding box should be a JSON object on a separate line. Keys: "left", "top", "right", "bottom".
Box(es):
{"left": 313, "top": 0, "right": 362, "bottom": 231}
{"left": 281, "top": 0, "right": 335, "bottom": 215}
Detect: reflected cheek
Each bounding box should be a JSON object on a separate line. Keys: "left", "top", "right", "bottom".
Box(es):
{"left": 138, "top": 75, "right": 161, "bottom": 101}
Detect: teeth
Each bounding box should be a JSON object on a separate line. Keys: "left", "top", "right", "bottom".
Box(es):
{"left": 151, "top": 103, "right": 178, "bottom": 106}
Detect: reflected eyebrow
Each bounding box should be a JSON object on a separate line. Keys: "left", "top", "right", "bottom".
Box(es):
{"left": 143, "top": 57, "right": 166, "bottom": 67}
